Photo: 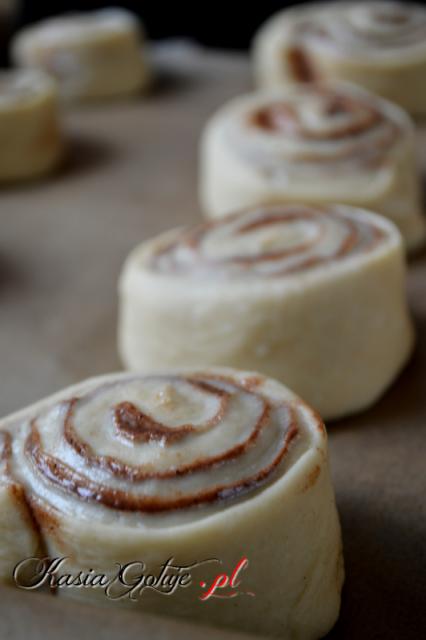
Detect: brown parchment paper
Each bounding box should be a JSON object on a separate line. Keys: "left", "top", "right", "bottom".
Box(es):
{"left": 0, "top": 43, "right": 425, "bottom": 639}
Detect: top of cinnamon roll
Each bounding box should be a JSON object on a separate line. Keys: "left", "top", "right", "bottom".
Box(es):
{"left": 2, "top": 369, "right": 322, "bottom": 527}
{"left": 207, "top": 84, "right": 411, "bottom": 178}
{"left": 0, "top": 69, "right": 56, "bottom": 109}
{"left": 258, "top": 1, "right": 426, "bottom": 60}
{"left": 143, "top": 204, "right": 396, "bottom": 281}
{"left": 12, "top": 8, "right": 141, "bottom": 46}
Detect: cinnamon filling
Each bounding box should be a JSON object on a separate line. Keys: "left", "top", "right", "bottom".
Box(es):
{"left": 151, "top": 206, "right": 385, "bottom": 278}
{"left": 251, "top": 94, "right": 382, "bottom": 141}
{"left": 24, "top": 376, "right": 298, "bottom": 513}
{"left": 287, "top": 46, "right": 317, "bottom": 83}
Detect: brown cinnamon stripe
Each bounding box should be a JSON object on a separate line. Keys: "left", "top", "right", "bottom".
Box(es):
{"left": 173, "top": 208, "right": 325, "bottom": 268}
{"left": 251, "top": 93, "right": 383, "bottom": 141}
{"left": 287, "top": 46, "right": 317, "bottom": 83}
{"left": 114, "top": 401, "right": 195, "bottom": 443}
{"left": 25, "top": 410, "right": 298, "bottom": 513}
{"left": 113, "top": 378, "right": 230, "bottom": 444}
{"left": 280, "top": 216, "right": 384, "bottom": 275}
{"left": 62, "top": 377, "right": 270, "bottom": 481}
{"left": 0, "top": 430, "right": 43, "bottom": 552}
{"left": 229, "top": 209, "right": 325, "bottom": 265}
{"left": 238, "top": 209, "right": 320, "bottom": 233}
{"left": 286, "top": 129, "right": 398, "bottom": 166}
{"left": 373, "top": 8, "right": 411, "bottom": 25}
{"left": 151, "top": 207, "right": 385, "bottom": 278}
{"left": 0, "top": 430, "right": 12, "bottom": 476}
{"left": 271, "top": 214, "right": 360, "bottom": 275}
{"left": 26, "top": 495, "right": 65, "bottom": 558}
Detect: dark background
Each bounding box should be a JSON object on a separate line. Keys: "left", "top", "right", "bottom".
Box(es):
{"left": 4, "top": 1, "right": 426, "bottom": 52}
{"left": 10, "top": 1, "right": 310, "bottom": 50}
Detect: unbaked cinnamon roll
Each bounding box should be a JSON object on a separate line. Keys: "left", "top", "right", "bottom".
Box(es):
{"left": 253, "top": 1, "right": 426, "bottom": 116}
{"left": 1, "top": 369, "right": 343, "bottom": 639}
{"left": 119, "top": 203, "right": 414, "bottom": 420}
{"left": 200, "top": 83, "right": 425, "bottom": 251}
{"left": 11, "top": 8, "right": 149, "bottom": 101}
{"left": 0, "top": 69, "right": 63, "bottom": 182}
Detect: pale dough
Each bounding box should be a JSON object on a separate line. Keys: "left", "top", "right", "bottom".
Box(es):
{"left": 0, "top": 69, "right": 63, "bottom": 182}
{"left": 0, "top": 368, "right": 343, "bottom": 639}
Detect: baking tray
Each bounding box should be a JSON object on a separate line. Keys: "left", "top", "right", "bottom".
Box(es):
{"left": 0, "top": 43, "right": 425, "bottom": 639}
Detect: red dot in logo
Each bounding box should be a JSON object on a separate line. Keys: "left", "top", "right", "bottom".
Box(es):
{"left": 200, "top": 581, "right": 206, "bottom": 588}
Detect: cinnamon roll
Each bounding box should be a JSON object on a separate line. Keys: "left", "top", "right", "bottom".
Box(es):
{"left": 11, "top": 8, "right": 149, "bottom": 101}
{"left": 119, "top": 203, "right": 414, "bottom": 420}
{"left": 0, "top": 69, "right": 63, "bottom": 182}
{"left": 253, "top": 1, "right": 426, "bottom": 116}
{"left": 0, "top": 368, "right": 343, "bottom": 639}
{"left": 200, "top": 84, "right": 425, "bottom": 251}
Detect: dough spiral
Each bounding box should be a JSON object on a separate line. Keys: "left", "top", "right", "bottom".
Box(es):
{"left": 253, "top": 1, "right": 426, "bottom": 116}
{"left": 200, "top": 83, "right": 425, "bottom": 250}
{"left": 24, "top": 375, "right": 297, "bottom": 513}
{"left": 0, "top": 369, "right": 343, "bottom": 639}
{"left": 150, "top": 204, "right": 384, "bottom": 278}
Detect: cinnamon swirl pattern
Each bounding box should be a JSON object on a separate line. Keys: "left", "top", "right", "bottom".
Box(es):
{"left": 11, "top": 8, "right": 149, "bottom": 101}
{"left": 0, "top": 369, "right": 343, "bottom": 639}
{"left": 119, "top": 204, "right": 414, "bottom": 420}
{"left": 253, "top": 1, "right": 426, "bottom": 116}
{"left": 200, "top": 84, "right": 425, "bottom": 251}
{"left": 0, "top": 69, "right": 63, "bottom": 182}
